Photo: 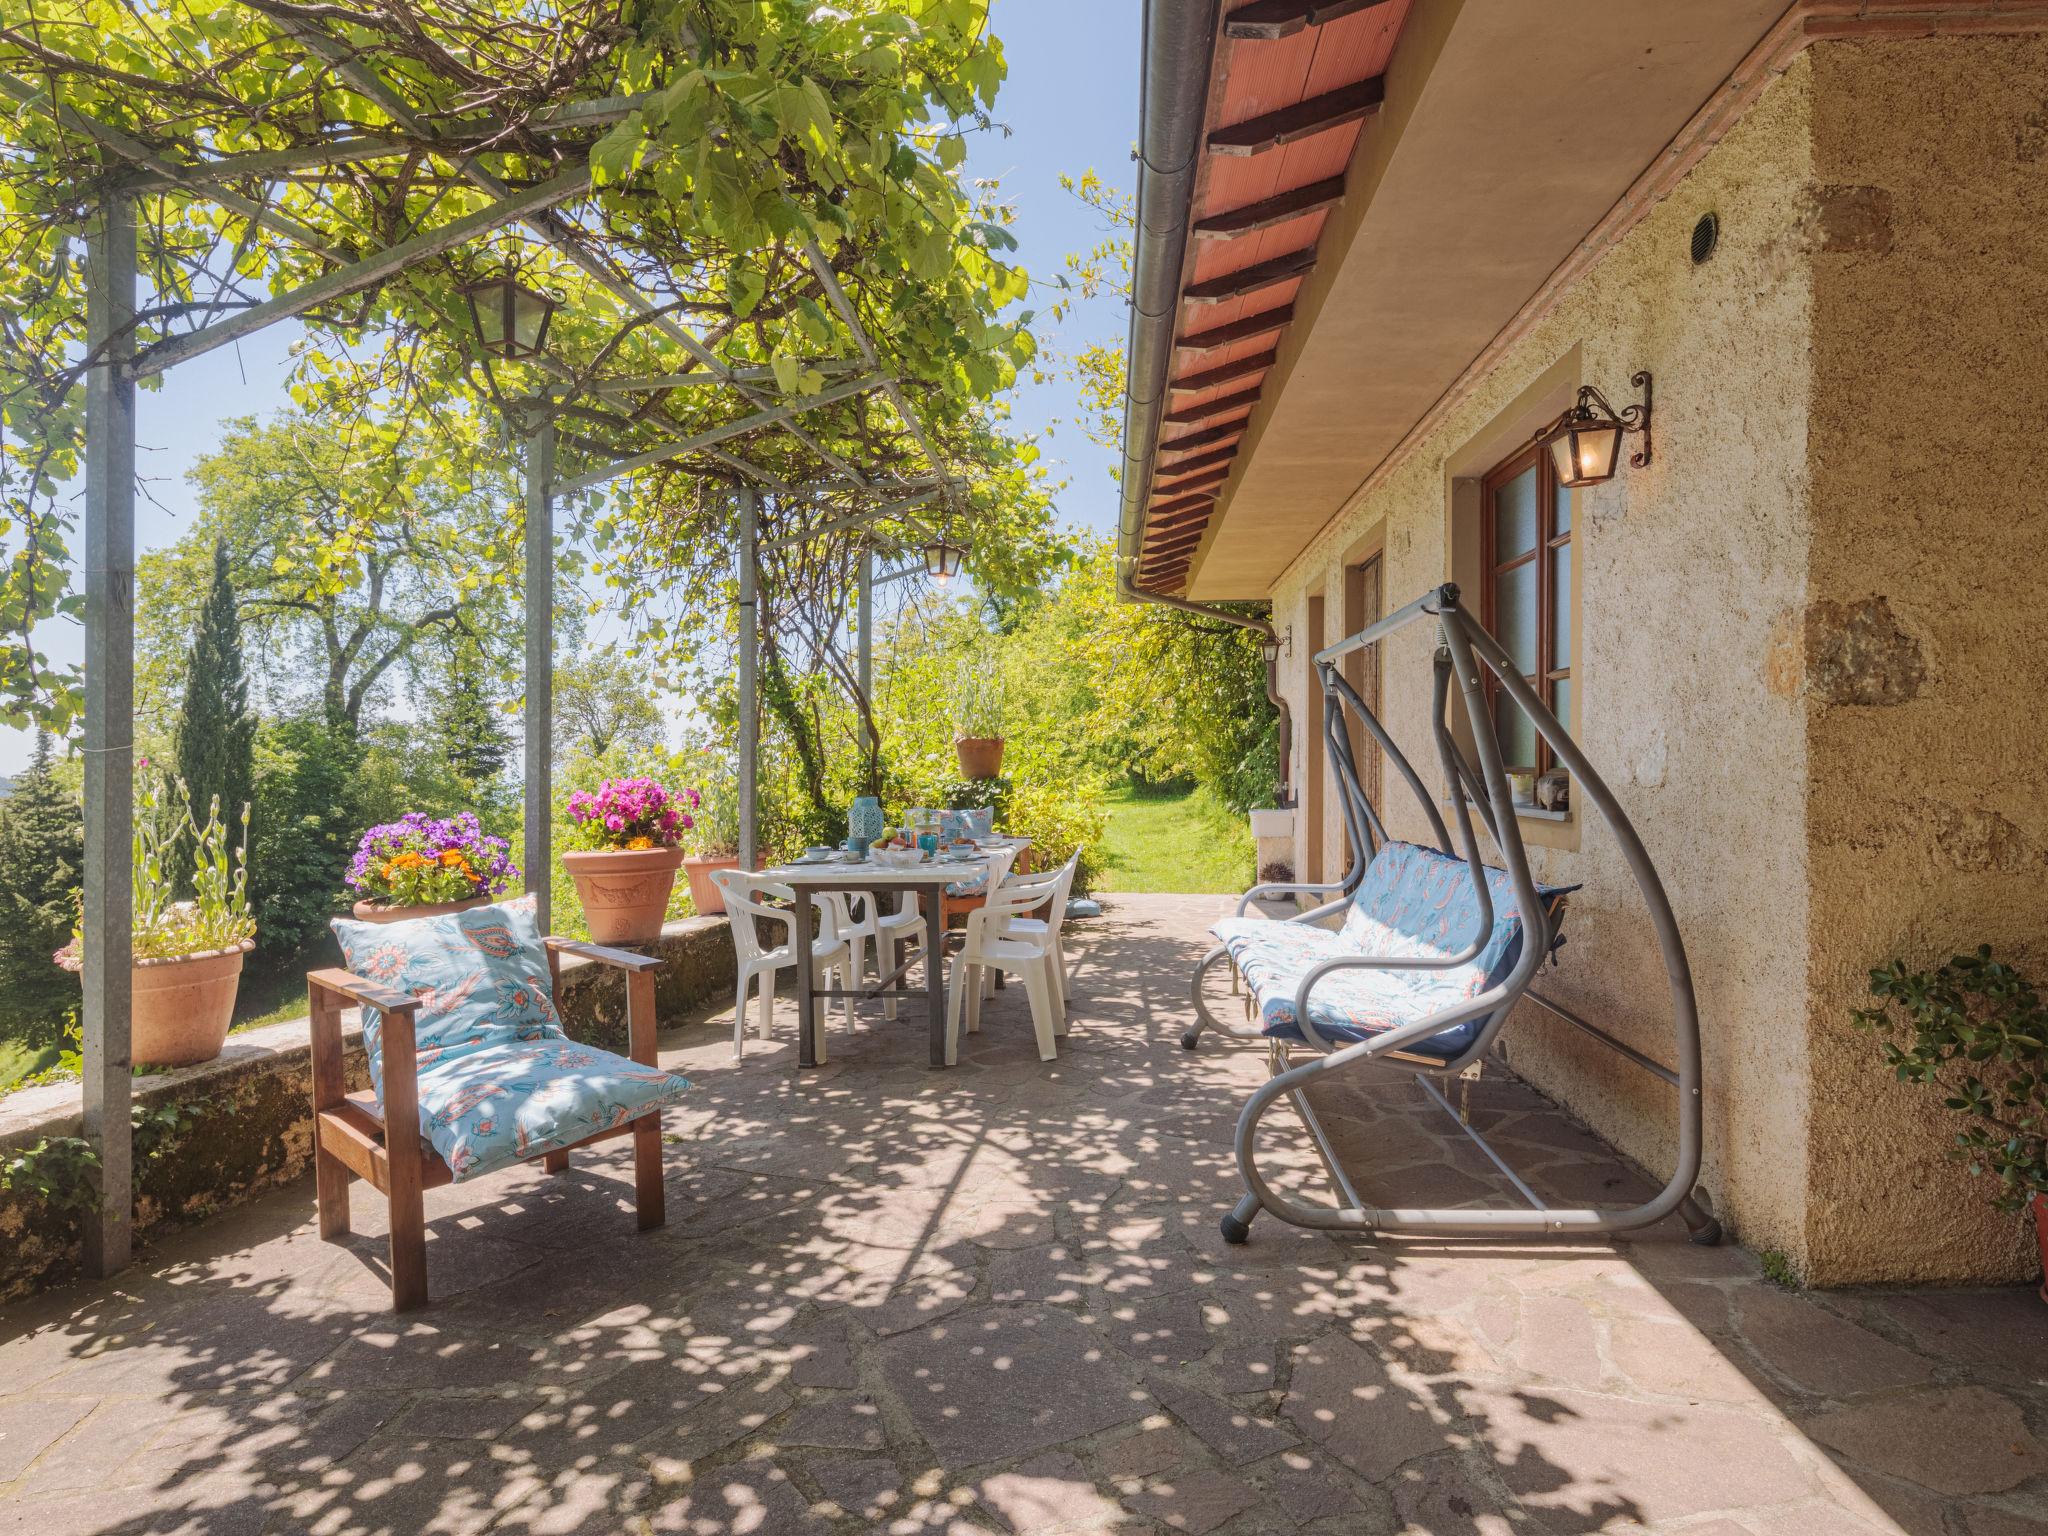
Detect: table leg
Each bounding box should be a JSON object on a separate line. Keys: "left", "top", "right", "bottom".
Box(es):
{"left": 795, "top": 887, "right": 817, "bottom": 1069}
{"left": 925, "top": 882, "right": 946, "bottom": 1068}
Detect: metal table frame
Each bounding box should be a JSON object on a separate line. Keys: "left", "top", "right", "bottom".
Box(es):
{"left": 783, "top": 871, "right": 951, "bottom": 1068}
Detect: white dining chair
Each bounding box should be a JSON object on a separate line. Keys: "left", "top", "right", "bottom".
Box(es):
{"left": 945, "top": 866, "right": 1068, "bottom": 1065}
{"left": 843, "top": 844, "right": 1018, "bottom": 1020}
{"left": 995, "top": 849, "right": 1083, "bottom": 1016}
{"left": 712, "top": 868, "right": 856, "bottom": 1062}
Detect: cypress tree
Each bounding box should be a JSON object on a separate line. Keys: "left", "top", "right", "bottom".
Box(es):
{"left": 0, "top": 734, "right": 85, "bottom": 1046}
{"left": 173, "top": 538, "right": 256, "bottom": 839}
{"left": 427, "top": 655, "right": 511, "bottom": 789}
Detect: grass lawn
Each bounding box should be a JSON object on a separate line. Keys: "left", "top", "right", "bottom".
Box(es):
{"left": 1096, "top": 784, "right": 1255, "bottom": 895}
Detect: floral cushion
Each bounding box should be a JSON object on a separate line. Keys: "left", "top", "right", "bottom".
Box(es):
{"left": 1212, "top": 842, "right": 1572, "bottom": 1058}
{"left": 331, "top": 895, "right": 690, "bottom": 1182}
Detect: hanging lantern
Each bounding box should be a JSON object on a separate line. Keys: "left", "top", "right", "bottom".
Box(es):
{"left": 922, "top": 531, "right": 967, "bottom": 582}
{"left": 461, "top": 274, "right": 559, "bottom": 361}
{"left": 1532, "top": 372, "right": 1653, "bottom": 488}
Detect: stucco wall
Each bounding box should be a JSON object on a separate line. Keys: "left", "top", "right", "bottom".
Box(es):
{"left": 1796, "top": 35, "right": 2048, "bottom": 1285}
{"left": 1272, "top": 61, "right": 1821, "bottom": 1261}
{"left": 1269, "top": 37, "right": 2044, "bottom": 1284}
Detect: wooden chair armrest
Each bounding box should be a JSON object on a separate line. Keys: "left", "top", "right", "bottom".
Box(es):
{"left": 545, "top": 937, "right": 666, "bottom": 974}
{"left": 308, "top": 967, "right": 420, "bottom": 1019}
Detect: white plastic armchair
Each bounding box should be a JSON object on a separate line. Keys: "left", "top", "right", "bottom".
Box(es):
{"left": 994, "top": 849, "right": 1082, "bottom": 1015}
{"left": 712, "top": 869, "right": 855, "bottom": 1061}
{"left": 946, "top": 874, "right": 1069, "bottom": 1064}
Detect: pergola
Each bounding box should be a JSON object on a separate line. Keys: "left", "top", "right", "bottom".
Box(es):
{"left": 0, "top": 3, "right": 1011, "bottom": 1278}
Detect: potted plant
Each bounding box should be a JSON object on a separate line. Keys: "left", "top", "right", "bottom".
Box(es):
{"left": 950, "top": 653, "right": 1006, "bottom": 781}
{"left": 1252, "top": 860, "right": 1297, "bottom": 919}
{"left": 1852, "top": 945, "right": 2048, "bottom": 1302}
{"left": 683, "top": 770, "right": 743, "bottom": 916}
{"left": 346, "top": 811, "right": 520, "bottom": 923}
{"left": 55, "top": 769, "right": 256, "bottom": 1068}
{"left": 562, "top": 776, "right": 692, "bottom": 944}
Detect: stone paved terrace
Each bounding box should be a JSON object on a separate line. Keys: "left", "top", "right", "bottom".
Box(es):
{"left": 0, "top": 894, "right": 2043, "bottom": 1536}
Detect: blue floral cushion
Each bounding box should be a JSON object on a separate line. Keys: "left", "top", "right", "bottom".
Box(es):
{"left": 1212, "top": 842, "right": 1573, "bottom": 1058}
{"left": 331, "top": 896, "right": 690, "bottom": 1181}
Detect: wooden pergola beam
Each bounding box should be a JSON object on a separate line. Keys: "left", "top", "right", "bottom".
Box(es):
{"left": 1183, "top": 250, "right": 1317, "bottom": 307}
{"left": 1176, "top": 304, "right": 1295, "bottom": 354}
{"left": 1169, "top": 350, "right": 1278, "bottom": 394}
{"left": 1224, "top": 0, "right": 1399, "bottom": 42}
{"left": 1208, "top": 77, "right": 1385, "bottom": 155}
{"left": 1194, "top": 176, "right": 1345, "bottom": 239}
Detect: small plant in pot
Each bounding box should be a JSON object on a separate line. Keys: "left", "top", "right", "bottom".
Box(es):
{"left": 1852, "top": 945, "right": 2048, "bottom": 1302}
{"left": 683, "top": 769, "right": 742, "bottom": 916}
{"left": 950, "top": 653, "right": 1005, "bottom": 781}
{"left": 563, "top": 776, "right": 693, "bottom": 944}
{"left": 55, "top": 769, "right": 256, "bottom": 1068}
{"left": 347, "top": 812, "right": 519, "bottom": 923}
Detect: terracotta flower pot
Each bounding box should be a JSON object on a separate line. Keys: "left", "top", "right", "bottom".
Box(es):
{"left": 2034, "top": 1192, "right": 2048, "bottom": 1306}
{"left": 350, "top": 895, "right": 492, "bottom": 924}
{"left": 563, "top": 845, "right": 686, "bottom": 946}
{"left": 684, "top": 854, "right": 744, "bottom": 915}
{"left": 132, "top": 940, "right": 253, "bottom": 1068}
{"left": 955, "top": 735, "right": 1005, "bottom": 781}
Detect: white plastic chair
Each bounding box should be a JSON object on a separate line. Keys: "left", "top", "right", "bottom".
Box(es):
{"left": 995, "top": 849, "right": 1083, "bottom": 1016}
{"left": 842, "top": 845, "right": 1018, "bottom": 1020}
{"left": 945, "top": 868, "right": 1068, "bottom": 1065}
{"left": 713, "top": 869, "right": 855, "bottom": 1062}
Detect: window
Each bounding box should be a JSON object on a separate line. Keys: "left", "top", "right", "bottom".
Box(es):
{"left": 1480, "top": 444, "right": 1571, "bottom": 774}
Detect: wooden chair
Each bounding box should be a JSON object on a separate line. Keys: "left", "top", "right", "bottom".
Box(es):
{"left": 308, "top": 937, "right": 667, "bottom": 1312}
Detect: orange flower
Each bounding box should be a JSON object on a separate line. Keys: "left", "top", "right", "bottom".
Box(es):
{"left": 626, "top": 836, "right": 653, "bottom": 851}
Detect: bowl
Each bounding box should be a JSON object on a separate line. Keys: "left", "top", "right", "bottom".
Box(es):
{"left": 872, "top": 847, "right": 923, "bottom": 867}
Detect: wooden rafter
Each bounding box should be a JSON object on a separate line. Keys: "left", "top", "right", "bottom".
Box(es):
{"left": 1193, "top": 176, "right": 1345, "bottom": 239}
{"left": 1152, "top": 465, "right": 1233, "bottom": 497}
{"left": 1224, "top": 0, "right": 1399, "bottom": 41}
{"left": 1183, "top": 250, "right": 1317, "bottom": 307}
{"left": 1164, "top": 387, "right": 1263, "bottom": 426}
{"left": 1169, "top": 350, "right": 1278, "bottom": 394}
{"left": 1158, "top": 421, "right": 1245, "bottom": 457}
{"left": 1176, "top": 304, "right": 1295, "bottom": 354}
{"left": 1147, "top": 494, "right": 1219, "bottom": 520}
{"left": 1208, "top": 76, "right": 1385, "bottom": 155}
{"left": 1156, "top": 444, "right": 1238, "bottom": 477}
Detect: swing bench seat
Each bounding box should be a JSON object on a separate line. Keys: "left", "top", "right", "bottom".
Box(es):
{"left": 1211, "top": 840, "right": 1573, "bottom": 1061}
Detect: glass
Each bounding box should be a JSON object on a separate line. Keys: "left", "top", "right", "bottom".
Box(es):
{"left": 1550, "top": 545, "right": 1572, "bottom": 667}
{"left": 1555, "top": 484, "right": 1571, "bottom": 535}
{"left": 1550, "top": 676, "right": 1573, "bottom": 736}
{"left": 1492, "top": 464, "right": 1538, "bottom": 559}
{"left": 1493, "top": 692, "right": 1537, "bottom": 771}
{"left": 1496, "top": 558, "right": 1538, "bottom": 673}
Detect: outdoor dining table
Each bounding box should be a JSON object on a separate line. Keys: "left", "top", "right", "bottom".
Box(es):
{"left": 763, "top": 837, "right": 1032, "bottom": 1070}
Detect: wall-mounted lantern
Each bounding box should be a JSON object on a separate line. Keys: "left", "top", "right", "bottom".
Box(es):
{"left": 462, "top": 274, "right": 560, "bottom": 361}
{"left": 1533, "top": 371, "right": 1653, "bottom": 488}
{"left": 1260, "top": 625, "right": 1292, "bottom": 665}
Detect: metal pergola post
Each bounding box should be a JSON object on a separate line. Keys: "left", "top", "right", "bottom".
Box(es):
{"left": 523, "top": 423, "right": 555, "bottom": 924}
{"left": 82, "top": 189, "right": 137, "bottom": 1277}
{"left": 737, "top": 486, "right": 760, "bottom": 870}
{"left": 857, "top": 542, "right": 874, "bottom": 757}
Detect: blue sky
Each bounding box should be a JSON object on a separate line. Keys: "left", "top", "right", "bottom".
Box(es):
{"left": 0, "top": 1, "right": 1139, "bottom": 776}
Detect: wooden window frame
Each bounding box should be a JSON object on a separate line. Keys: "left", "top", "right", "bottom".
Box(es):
{"left": 1479, "top": 442, "right": 1571, "bottom": 775}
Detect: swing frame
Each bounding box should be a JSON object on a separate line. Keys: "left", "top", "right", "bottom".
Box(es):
{"left": 1187, "top": 582, "right": 1720, "bottom": 1247}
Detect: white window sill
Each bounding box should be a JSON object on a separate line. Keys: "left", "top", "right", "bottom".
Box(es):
{"left": 1444, "top": 792, "right": 1571, "bottom": 824}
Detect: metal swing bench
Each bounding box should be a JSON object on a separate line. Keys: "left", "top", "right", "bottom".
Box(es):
{"left": 1187, "top": 582, "right": 1720, "bottom": 1249}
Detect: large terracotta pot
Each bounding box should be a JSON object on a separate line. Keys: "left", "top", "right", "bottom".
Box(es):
{"left": 132, "top": 940, "right": 253, "bottom": 1068}
{"left": 563, "top": 845, "right": 686, "bottom": 946}
{"left": 2034, "top": 1192, "right": 2048, "bottom": 1306}
{"left": 684, "top": 855, "right": 744, "bottom": 915}
{"left": 350, "top": 895, "right": 491, "bottom": 924}
{"left": 955, "top": 735, "right": 1005, "bottom": 781}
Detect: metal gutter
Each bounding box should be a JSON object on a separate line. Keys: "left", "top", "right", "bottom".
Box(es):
{"left": 1117, "top": 0, "right": 1291, "bottom": 802}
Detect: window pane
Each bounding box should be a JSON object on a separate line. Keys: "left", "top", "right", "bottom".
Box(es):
{"left": 1493, "top": 691, "right": 1537, "bottom": 771}
{"left": 1493, "top": 465, "right": 1538, "bottom": 560}
{"left": 1555, "top": 484, "right": 1571, "bottom": 536}
{"left": 1550, "top": 676, "right": 1573, "bottom": 737}
{"left": 1550, "top": 544, "right": 1572, "bottom": 668}
{"left": 1496, "top": 557, "right": 1538, "bottom": 673}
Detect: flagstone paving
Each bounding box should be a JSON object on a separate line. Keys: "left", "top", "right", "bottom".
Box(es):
{"left": 0, "top": 894, "right": 2043, "bottom": 1535}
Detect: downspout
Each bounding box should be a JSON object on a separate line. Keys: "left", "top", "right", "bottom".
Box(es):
{"left": 1117, "top": 0, "right": 1293, "bottom": 805}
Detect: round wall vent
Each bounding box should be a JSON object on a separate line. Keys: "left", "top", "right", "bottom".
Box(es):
{"left": 1690, "top": 212, "right": 1720, "bottom": 266}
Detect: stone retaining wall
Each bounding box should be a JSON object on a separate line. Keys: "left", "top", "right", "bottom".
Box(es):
{"left": 0, "top": 916, "right": 735, "bottom": 1303}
